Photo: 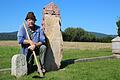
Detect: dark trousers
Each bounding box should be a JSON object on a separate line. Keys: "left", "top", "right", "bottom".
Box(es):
{"left": 26, "top": 45, "right": 46, "bottom": 74}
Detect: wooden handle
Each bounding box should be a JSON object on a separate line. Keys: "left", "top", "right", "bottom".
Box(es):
{"left": 23, "top": 21, "right": 44, "bottom": 77}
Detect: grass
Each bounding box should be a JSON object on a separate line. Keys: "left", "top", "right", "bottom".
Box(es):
{"left": 1, "top": 46, "right": 120, "bottom": 80}
{"left": 63, "top": 48, "right": 112, "bottom": 60}
{"left": 0, "top": 46, "right": 19, "bottom": 69}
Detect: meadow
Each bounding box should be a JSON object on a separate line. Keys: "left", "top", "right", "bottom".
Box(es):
{"left": 1, "top": 41, "right": 120, "bottom": 80}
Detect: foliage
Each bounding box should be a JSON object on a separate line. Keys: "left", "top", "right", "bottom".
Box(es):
{"left": 96, "top": 36, "right": 113, "bottom": 43}
{"left": 62, "top": 27, "right": 113, "bottom": 42}
{"left": 0, "top": 31, "right": 17, "bottom": 40}
{"left": 63, "top": 27, "right": 86, "bottom": 41}
{"left": 116, "top": 18, "right": 120, "bottom": 36}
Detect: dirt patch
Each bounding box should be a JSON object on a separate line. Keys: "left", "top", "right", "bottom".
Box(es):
{"left": 0, "top": 41, "right": 19, "bottom": 47}
{"left": 0, "top": 41, "right": 111, "bottom": 50}
{"left": 63, "top": 42, "right": 111, "bottom": 50}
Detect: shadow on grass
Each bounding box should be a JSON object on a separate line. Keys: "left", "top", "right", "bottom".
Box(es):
{"left": 27, "top": 65, "right": 46, "bottom": 79}
{"left": 27, "top": 65, "right": 35, "bottom": 75}
{"left": 60, "top": 58, "right": 77, "bottom": 69}
{"left": 28, "top": 58, "right": 77, "bottom": 78}
{"left": 32, "top": 75, "right": 45, "bottom": 79}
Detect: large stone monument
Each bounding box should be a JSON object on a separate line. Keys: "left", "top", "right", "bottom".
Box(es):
{"left": 42, "top": 2, "right": 63, "bottom": 71}
{"left": 112, "top": 36, "right": 120, "bottom": 58}
{"left": 11, "top": 54, "right": 27, "bottom": 77}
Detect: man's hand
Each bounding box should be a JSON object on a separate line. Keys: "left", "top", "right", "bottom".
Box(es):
{"left": 28, "top": 45, "right": 36, "bottom": 51}
{"left": 24, "top": 40, "right": 35, "bottom": 45}
{"left": 28, "top": 40, "right": 36, "bottom": 51}
{"left": 24, "top": 40, "right": 36, "bottom": 51}
{"left": 29, "top": 40, "right": 35, "bottom": 45}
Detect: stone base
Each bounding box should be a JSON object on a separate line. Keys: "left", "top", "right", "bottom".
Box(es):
{"left": 113, "top": 53, "right": 120, "bottom": 58}
{"left": 11, "top": 54, "right": 27, "bottom": 77}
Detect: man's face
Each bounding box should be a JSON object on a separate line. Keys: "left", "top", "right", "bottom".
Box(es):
{"left": 26, "top": 19, "right": 35, "bottom": 28}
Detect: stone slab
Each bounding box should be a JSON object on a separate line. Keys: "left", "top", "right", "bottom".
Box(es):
{"left": 11, "top": 54, "right": 27, "bottom": 77}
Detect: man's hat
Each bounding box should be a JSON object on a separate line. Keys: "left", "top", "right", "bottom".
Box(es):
{"left": 25, "top": 12, "right": 37, "bottom": 21}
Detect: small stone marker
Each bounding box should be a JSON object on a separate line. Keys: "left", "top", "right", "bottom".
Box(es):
{"left": 11, "top": 54, "right": 27, "bottom": 77}
{"left": 112, "top": 36, "right": 120, "bottom": 58}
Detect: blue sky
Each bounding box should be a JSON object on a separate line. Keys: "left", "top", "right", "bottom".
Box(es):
{"left": 0, "top": 0, "right": 120, "bottom": 35}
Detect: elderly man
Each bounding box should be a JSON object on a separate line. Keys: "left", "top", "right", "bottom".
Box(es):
{"left": 17, "top": 12, "right": 46, "bottom": 74}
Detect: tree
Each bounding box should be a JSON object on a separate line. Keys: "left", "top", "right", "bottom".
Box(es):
{"left": 63, "top": 27, "right": 86, "bottom": 41}
{"left": 62, "top": 27, "right": 112, "bottom": 42}
{"left": 116, "top": 18, "right": 120, "bottom": 36}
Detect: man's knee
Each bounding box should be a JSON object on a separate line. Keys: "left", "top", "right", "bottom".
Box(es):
{"left": 40, "top": 45, "right": 47, "bottom": 51}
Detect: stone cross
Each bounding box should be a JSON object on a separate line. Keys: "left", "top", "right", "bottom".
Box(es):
{"left": 11, "top": 54, "right": 27, "bottom": 77}
{"left": 42, "top": 2, "right": 63, "bottom": 71}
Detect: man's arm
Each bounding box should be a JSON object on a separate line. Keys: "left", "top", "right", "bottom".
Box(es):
{"left": 17, "top": 26, "right": 25, "bottom": 44}
{"left": 23, "top": 40, "right": 34, "bottom": 45}
{"left": 17, "top": 25, "right": 35, "bottom": 45}
{"left": 24, "top": 40, "right": 42, "bottom": 47}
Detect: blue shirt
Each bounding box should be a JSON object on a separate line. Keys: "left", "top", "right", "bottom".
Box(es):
{"left": 17, "top": 23, "right": 46, "bottom": 55}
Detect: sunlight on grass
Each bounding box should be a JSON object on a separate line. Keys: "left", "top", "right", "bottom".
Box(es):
{"left": 1, "top": 46, "right": 120, "bottom": 80}
{"left": 0, "top": 46, "right": 20, "bottom": 68}
{"left": 63, "top": 49, "right": 112, "bottom": 60}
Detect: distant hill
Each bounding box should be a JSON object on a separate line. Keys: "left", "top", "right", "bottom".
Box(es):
{"left": 0, "top": 31, "right": 116, "bottom": 40}
{"left": 0, "top": 31, "right": 17, "bottom": 40}
{"left": 88, "top": 32, "right": 117, "bottom": 38}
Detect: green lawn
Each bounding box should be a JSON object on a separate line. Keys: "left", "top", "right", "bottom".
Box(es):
{"left": 63, "top": 48, "right": 112, "bottom": 60}
{"left": 0, "top": 46, "right": 19, "bottom": 69}
{"left": 1, "top": 46, "right": 120, "bottom": 80}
